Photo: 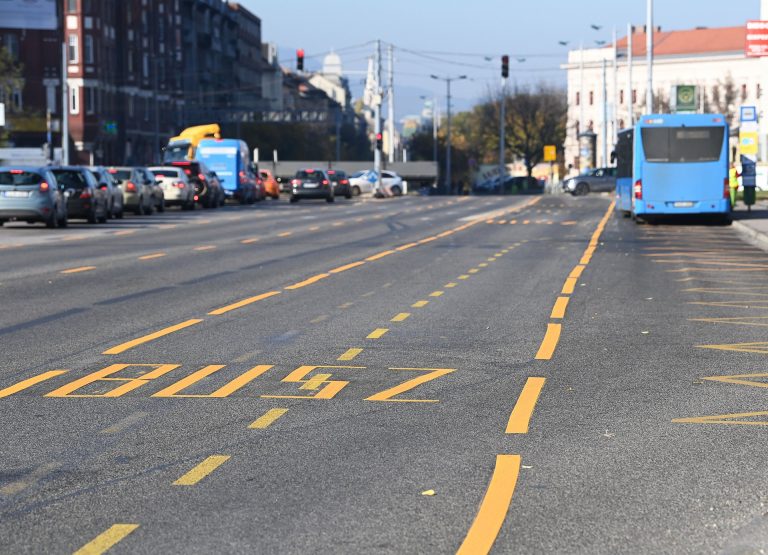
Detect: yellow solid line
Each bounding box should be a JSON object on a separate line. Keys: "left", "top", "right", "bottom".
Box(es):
{"left": 285, "top": 273, "right": 330, "bottom": 290}
{"left": 456, "top": 454, "right": 522, "bottom": 555}
{"left": 60, "top": 266, "right": 96, "bottom": 274}
{"left": 208, "top": 291, "right": 281, "bottom": 315}
{"left": 535, "top": 323, "right": 562, "bottom": 360}
{"left": 173, "top": 455, "right": 230, "bottom": 486}
{"left": 338, "top": 348, "right": 363, "bottom": 361}
{"left": 561, "top": 277, "right": 577, "bottom": 294}
{"left": 550, "top": 296, "right": 570, "bottom": 319}
{"left": 367, "top": 328, "right": 389, "bottom": 339}
{"left": 430, "top": 291, "right": 444, "bottom": 297}
{"left": 391, "top": 312, "right": 411, "bottom": 322}
{"left": 412, "top": 300, "right": 429, "bottom": 308}
{"left": 366, "top": 250, "right": 396, "bottom": 261}
{"left": 506, "top": 377, "right": 546, "bottom": 433}
{"left": 139, "top": 253, "right": 166, "bottom": 260}
{"left": 103, "top": 319, "right": 203, "bottom": 355}
{"left": 569, "top": 265, "right": 586, "bottom": 279}
{"left": 73, "top": 524, "right": 139, "bottom": 555}
{"left": 330, "top": 261, "right": 366, "bottom": 273}
{"left": 249, "top": 408, "right": 288, "bottom": 429}
{"left": 0, "top": 370, "right": 68, "bottom": 398}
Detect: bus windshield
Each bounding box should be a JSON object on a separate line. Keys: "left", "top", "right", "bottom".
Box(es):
{"left": 641, "top": 126, "right": 724, "bottom": 163}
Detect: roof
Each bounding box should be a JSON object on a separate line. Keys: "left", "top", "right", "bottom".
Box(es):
{"left": 615, "top": 26, "right": 745, "bottom": 57}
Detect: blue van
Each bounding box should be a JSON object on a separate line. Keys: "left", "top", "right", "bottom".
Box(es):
{"left": 196, "top": 139, "right": 258, "bottom": 204}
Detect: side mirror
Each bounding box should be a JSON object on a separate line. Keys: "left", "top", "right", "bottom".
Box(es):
{"left": 610, "top": 150, "right": 616, "bottom": 164}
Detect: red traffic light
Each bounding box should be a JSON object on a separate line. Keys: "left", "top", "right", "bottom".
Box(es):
{"left": 297, "top": 49, "right": 305, "bottom": 71}
{"left": 501, "top": 55, "right": 509, "bottom": 78}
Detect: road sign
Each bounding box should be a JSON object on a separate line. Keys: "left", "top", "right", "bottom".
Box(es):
{"left": 543, "top": 145, "right": 556, "bottom": 162}
{"left": 0, "top": 103, "right": 5, "bottom": 127}
{"left": 741, "top": 106, "right": 758, "bottom": 122}
{"left": 746, "top": 21, "right": 768, "bottom": 57}
{"left": 672, "top": 85, "right": 697, "bottom": 113}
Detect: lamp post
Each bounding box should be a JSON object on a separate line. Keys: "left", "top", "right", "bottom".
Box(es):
{"left": 431, "top": 74, "right": 466, "bottom": 194}
{"left": 419, "top": 95, "right": 439, "bottom": 170}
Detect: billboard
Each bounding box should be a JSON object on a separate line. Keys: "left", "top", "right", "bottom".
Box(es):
{"left": 0, "top": 0, "right": 58, "bottom": 30}
{"left": 746, "top": 20, "right": 768, "bottom": 57}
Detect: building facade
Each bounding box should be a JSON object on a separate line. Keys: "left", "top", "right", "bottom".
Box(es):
{"left": 562, "top": 25, "right": 762, "bottom": 172}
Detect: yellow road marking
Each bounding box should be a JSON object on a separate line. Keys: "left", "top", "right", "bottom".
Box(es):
{"left": 391, "top": 312, "right": 411, "bottom": 322}
{"left": 152, "top": 365, "right": 272, "bottom": 398}
{"left": 61, "top": 266, "right": 96, "bottom": 274}
{"left": 396, "top": 242, "right": 419, "bottom": 251}
{"left": 701, "top": 372, "right": 768, "bottom": 389}
{"left": 458, "top": 275, "right": 470, "bottom": 280}
{"left": 365, "top": 367, "right": 454, "bottom": 402}
{"left": 278, "top": 231, "right": 293, "bottom": 237}
{"left": 309, "top": 225, "right": 321, "bottom": 231}
{"left": 487, "top": 258, "right": 497, "bottom": 262}
{"left": 550, "top": 296, "right": 570, "bottom": 319}
{"left": 208, "top": 291, "right": 281, "bottom": 316}
{"left": 509, "top": 219, "right": 518, "bottom": 224}
{"left": 73, "top": 524, "right": 139, "bottom": 555}
{"left": 330, "top": 261, "right": 366, "bottom": 273}
{"left": 338, "top": 302, "right": 354, "bottom": 309}
{"left": 173, "top": 455, "right": 230, "bottom": 486}
{"left": 456, "top": 454, "right": 521, "bottom": 555}
{"left": 285, "top": 273, "right": 330, "bottom": 290}
{"left": 338, "top": 348, "right": 363, "bottom": 361}
{"left": 412, "top": 300, "right": 429, "bottom": 308}
{"left": 103, "top": 320, "right": 203, "bottom": 355}
{"left": 697, "top": 342, "right": 768, "bottom": 354}
{"left": 468, "top": 269, "right": 479, "bottom": 274}
{"left": 310, "top": 314, "right": 328, "bottom": 323}
{"left": 299, "top": 373, "right": 332, "bottom": 390}
{"left": 479, "top": 263, "right": 489, "bottom": 267}
{"left": 47, "top": 364, "right": 180, "bottom": 398}
{"left": 249, "top": 408, "right": 289, "bottom": 429}
{"left": 429, "top": 291, "right": 444, "bottom": 297}
{"left": 139, "top": 253, "right": 166, "bottom": 260}
{"left": 0, "top": 370, "right": 68, "bottom": 398}
{"left": 241, "top": 238, "right": 260, "bottom": 244}
{"left": 506, "top": 377, "right": 546, "bottom": 433}
{"left": 522, "top": 220, "right": 530, "bottom": 225}
{"left": 194, "top": 245, "right": 216, "bottom": 251}
{"left": 569, "top": 265, "right": 586, "bottom": 279}
{"left": 535, "top": 323, "right": 561, "bottom": 360}
{"left": 113, "top": 230, "right": 136, "bottom": 236}
{"left": 366, "top": 250, "right": 395, "bottom": 261}
{"left": 673, "top": 410, "right": 768, "bottom": 426}
{"left": 445, "top": 282, "right": 458, "bottom": 288}
{"left": 689, "top": 316, "right": 768, "bottom": 327}
{"left": 561, "top": 277, "right": 577, "bottom": 294}
{"left": 332, "top": 221, "right": 345, "bottom": 227}
{"left": 367, "top": 328, "right": 389, "bottom": 339}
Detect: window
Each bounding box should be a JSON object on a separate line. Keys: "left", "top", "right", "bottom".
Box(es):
{"left": 127, "top": 95, "right": 134, "bottom": 117}
{"left": 3, "top": 35, "right": 19, "bottom": 60}
{"left": 68, "top": 34, "right": 79, "bottom": 63}
{"left": 575, "top": 92, "right": 580, "bottom": 106}
{"left": 144, "top": 97, "right": 150, "bottom": 121}
{"left": 142, "top": 53, "right": 149, "bottom": 78}
{"left": 85, "top": 87, "right": 95, "bottom": 114}
{"left": 11, "top": 88, "right": 22, "bottom": 110}
{"left": 589, "top": 91, "right": 594, "bottom": 105}
{"left": 84, "top": 35, "right": 94, "bottom": 64}
{"left": 46, "top": 85, "right": 57, "bottom": 114}
{"left": 641, "top": 126, "right": 725, "bottom": 163}
{"left": 67, "top": 0, "right": 77, "bottom": 12}
{"left": 619, "top": 89, "right": 624, "bottom": 104}
{"left": 69, "top": 85, "right": 80, "bottom": 114}
{"left": 741, "top": 84, "right": 748, "bottom": 100}
{"left": 632, "top": 89, "right": 637, "bottom": 103}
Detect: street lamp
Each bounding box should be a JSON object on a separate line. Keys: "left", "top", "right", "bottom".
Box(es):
{"left": 431, "top": 74, "right": 466, "bottom": 194}
{"left": 419, "top": 94, "right": 438, "bottom": 172}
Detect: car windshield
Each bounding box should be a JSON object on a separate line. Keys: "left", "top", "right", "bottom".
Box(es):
{"left": 51, "top": 170, "right": 88, "bottom": 189}
{"left": 328, "top": 171, "right": 346, "bottom": 181}
{"left": 296, "top": 170, "right": 323, "bottom": 180}
{"left": 151, "top": 169, "right": 180, "bottom": 178}
{"left": 109, "top": 169, "right": 132, "bottom": 182}
{"left": 0, "top": 171, "right": 42, "bottom": 186}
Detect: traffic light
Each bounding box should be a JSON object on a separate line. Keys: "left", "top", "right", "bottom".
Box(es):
{"left": 375, "top": 132, "right": 383, "bottom": 151}
{"left": 296, "top": 49, "right": 304, "bottom": 72}
{"left": 501, "top": 55, "right": 509, "bottom": 78}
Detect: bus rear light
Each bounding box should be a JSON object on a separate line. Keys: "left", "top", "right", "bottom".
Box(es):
{"left": 126, "top": 182, "right": 137, "bottom": 192}
{"left": 39, "top": 181, "right": 50, "bottom": 192}
{"left": 724, "top": 177, "right": 730, "bottom": 199}
{"left": 633, "top": 179, "right": 642, "bottom": 200}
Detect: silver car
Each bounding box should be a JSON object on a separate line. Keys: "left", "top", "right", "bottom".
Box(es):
{"left": 563, "top": 167, "right": 617, "bottom": 196}
{"left": 0, "top": 166, "right": 68, "bottom": 228}
{"left": 148, "top": 166, "right": 196, "bottom": 210}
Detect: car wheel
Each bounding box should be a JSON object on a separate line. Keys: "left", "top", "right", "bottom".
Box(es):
{"left": 574, "top": 182, "right": 589, "bottom": 196}
{"left": 289, "top": 196, "right": 298, "bottom": 204}
{"left": 345, "top": 192, "right": 352, "bottom": 199}
{"left": 326, "top": 195, "right": 335, "bottom": 203}
{"left": 87, "top": 208, "right": 97, "bottom": 224}
{"left": 391, "top": 185, "right": 402, "bottom": 196}
{"left": 116, "top": 204, "right": 124, "bottom": 219}
{"left": 45, "top": 209, "right": 58, "bottom": 228}
{"left": 352, "top": 186, "right": 361, "bottom": 196}
{"left": 58, "top": 211, "right": 68, "bottom": 227}
{"left": 157, "top": 198, "right": 165, "bottom": 213}
{"left": 142, "top": 200, "right": 153, "bottom": 216}
{"left": 97, "top": 211, "right": 108, "bottom": 224}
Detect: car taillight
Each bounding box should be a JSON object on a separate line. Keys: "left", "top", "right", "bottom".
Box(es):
{"left": 322, "top": 179, "right": 329, "bottom": 185}
{"left": 10, "top": 169, "right": 23, "bottom": 174}
{"left": 633, "top": 179, "right": 642, "bottom": 200}
{"left": 183, "top": 168, "right": 192, "bottom": 175}
{"left": 340, "top": 179, "right": 349, "bottom": 185}
{"left": 126, "top": 182, "right": 137, "bottom": 192}
{"left": 198, "top": 173, "right": 206, "bottom": 181}
{"left": 39, "top": 181, "right": 50, "bottom": 192}
{"left": 291, "top": 179, "right": 302, "bottom": 186}
{"left": 99, "top": 184, "right": 108, "bottom": 190}
{"left": 724, "top": 177, "right": 730, "bottom": 199}
{"left": 80, "top": 189, "right": 92, "bottom": 199}
{"left": 175, "top": 182, "right": 185, "bottom": 189}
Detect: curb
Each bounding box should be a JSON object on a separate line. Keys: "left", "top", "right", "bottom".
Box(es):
{"left": 733, "top": 219, "right": 768, "bottom": 253}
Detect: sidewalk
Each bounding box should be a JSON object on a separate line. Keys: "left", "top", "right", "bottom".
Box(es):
{"left": 732, "top": 200, "right": 768, "bottom": 251}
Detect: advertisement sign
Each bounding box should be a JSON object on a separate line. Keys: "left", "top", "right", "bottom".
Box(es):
{"left": 740, "top": 131, "right": 759, "bottom": 156}
{"left": 746, "top": 20, "right": 768, "bottom": 57}
{"left": 0, "top": 0, "right": 58, "bottom": 30}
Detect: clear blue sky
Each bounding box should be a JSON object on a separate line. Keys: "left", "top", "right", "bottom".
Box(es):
{"left": 242, "top": 0, "right": 759, "bottom": 118}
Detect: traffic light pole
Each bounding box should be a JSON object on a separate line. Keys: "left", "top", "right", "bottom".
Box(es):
{"left": 499, "top": 77, "right": 507, "bottom": 191}
{"left": 374, "top": 40, "right": 382, "bottom": 192}
{"left": 431, "top": 74, "right": 466, "bottom": 194}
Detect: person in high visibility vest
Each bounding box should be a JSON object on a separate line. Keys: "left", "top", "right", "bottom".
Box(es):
{"left": 729, "top": 162, "right": 741, "bottom": 208}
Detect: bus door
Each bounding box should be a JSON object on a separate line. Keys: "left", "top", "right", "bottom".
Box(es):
{"left": 615, "top": 129, "right": 633, "bottom": 214}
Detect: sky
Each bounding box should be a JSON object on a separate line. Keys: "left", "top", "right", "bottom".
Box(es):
{"left": 242, "top": 0, "right": 760, "bottom": 120}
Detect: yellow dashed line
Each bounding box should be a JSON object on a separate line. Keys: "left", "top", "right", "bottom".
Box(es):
{"left": 412, "top": 300, "right": 429, "bottom": 308}
{"left": 367, "top": 328, "right": 389, "bottom": 339}
{"left": 429, "top": 291, "right": 444, "bottom": 297}
{"left": 338, "top": 348, "right": 364, "bottom": 361}
{"left": 249, "top": 408, "right": 288, "bottom": 429}
{"left": 139, "top": 253, "right": 166, "bottom": 260}
{"left": 60, "top": 266, "right": 96, "bottom": 274}
{"left": 391, "top": 313, "right": 411, "bottom": 322}
{"left": 173, "top": 455, "right": 230, "bottom": 486}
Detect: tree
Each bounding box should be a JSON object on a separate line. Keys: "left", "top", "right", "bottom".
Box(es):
{"left": 710, "top": 74, "right": 737, "bottom": 127}
{"left": 0, "top": 46, "right": 24, "bottom": 145}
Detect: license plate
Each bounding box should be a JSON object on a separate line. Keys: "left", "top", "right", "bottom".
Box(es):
{"left": 304, "top": 183, "right": 318, "bottom": 188}
{"left": 674, "top": 201, "right": 694, "bottom": 208}
{"left": 3, "top": 191, "right": 29, "bottom": 198}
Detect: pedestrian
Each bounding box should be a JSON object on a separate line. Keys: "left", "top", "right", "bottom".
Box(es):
{"left": 729, "top": 161, "right": 741, "bottom": 208}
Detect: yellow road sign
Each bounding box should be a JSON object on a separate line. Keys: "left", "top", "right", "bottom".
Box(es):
{"left": 543, "top": 145, "right": 556, "bottom": 162}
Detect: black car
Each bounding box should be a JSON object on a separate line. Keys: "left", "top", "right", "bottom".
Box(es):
{"left": 290, "top": 169, "right": 334, "bottom": 203}
{"left": 50, "top": 167, "right": 109, "bottom": 224}
{"left": 170, "top": 161, "right": 223, "bottom": 208}
{"left": 328, "top": 169, "right": 352, "bottom": 199}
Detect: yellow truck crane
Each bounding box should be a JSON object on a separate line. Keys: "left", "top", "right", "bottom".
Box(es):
{"left": 163, "top": 123, "right": 221, "bottom": 162}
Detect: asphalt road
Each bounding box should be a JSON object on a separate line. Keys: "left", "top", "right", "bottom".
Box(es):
{"left": 2, "top": 193, "right": 768, "bottom": 554}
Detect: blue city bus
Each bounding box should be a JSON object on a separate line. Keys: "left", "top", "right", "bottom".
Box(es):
{"left": 195, "top": 138, "right": 256, "bottom": 203}
{"left": 616, "top": 113, "right": 730, "bottom": 223}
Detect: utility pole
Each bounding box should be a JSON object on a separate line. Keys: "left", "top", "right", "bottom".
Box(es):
{"left": 612, "top": 27, "right": 618, "bottom": 142}
{"left": 387, "top": 43, "right": 395, "bottom": 163}
{"left": 627, "top": 23, "right": 633, "bottom": 126}
{"left": 602, "top": 58, "right": 608, "bottom": 167}
{"left": 374, "top": 40, "right": 382, "bottom": 191}
{"left": 61, "top": 42, "right": 69, "bottom": 165}
{"left": 432, "top": 97, "right": 438, "bottom": 169}
{"left": 579, "top": 41, "right": 585, "bottom": 132}
{"left": 646, "top": 0, "right": 654, "bottom": 113}
{"left": 431, "top": 74, "right": 466, "bottom": 194}
{"left": 500, "top": 55, "right": 508, "bottom": 188}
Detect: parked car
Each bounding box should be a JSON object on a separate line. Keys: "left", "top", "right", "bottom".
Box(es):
{"left": 141, "top": 168, "right": 165, "bottom": 212}
{"left": 348, "top": 170, "right": 406, "bottom": 197}
{"left": 207, "top": 171, "right": 227, "bottom": 206}
{"left": 148, "top": 166, "right": 196, "bottom": 210}
{"left": 0, "top": 166, "right": 68, "bottom": 228}
{"left": 290, "top": 168, "right": 334, "bottom": 203}
{"left": 502, "top": 175, "right": 543, "bottom": 194}
{"left": 348, "top": 170, "right": 378, "bottom": 196}
{"left": 328, "top": 169, "right": 352, "bottom": 199}
{"left": 87, "top": 166, "right": 124, "bottom": 219}
{"left": 380, "top": 170, "right": 405, "bottom": 196}
{"left": 259, "top": 169, "right": 281, "bottom": 199}
{"left": 107, "top": 166, "right": 155, "bottom": 215}
{"left": 563, "top": 167, "right": 617, "bottom": 196}
{"left": 50, "top": 166, "right": 109, "bottom": 224}
{"left": 170, "top": 161, "right": 223, "bottom": 208}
